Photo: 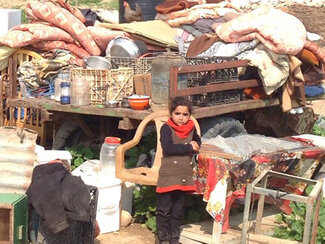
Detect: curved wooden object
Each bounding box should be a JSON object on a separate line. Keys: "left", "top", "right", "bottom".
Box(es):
{"left": 116, "top": 110, "right": 201, "bottom": 185}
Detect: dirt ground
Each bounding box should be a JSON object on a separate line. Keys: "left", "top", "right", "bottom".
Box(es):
{"left": 284, "top": 4, "right": 325, "bottom": 48}
{"left": 308, "top": 99, "right": 325, "bottom": 116}
{"left": 95, "top": 223, "right": 157, "bottom": 244}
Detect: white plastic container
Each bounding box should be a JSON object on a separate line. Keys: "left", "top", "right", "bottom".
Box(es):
{"left": 0, "top": 9, "right": 21, "bottom": 37}
{"left": 36, "top": 150, "right": 72, "bottom": 165}
{"left": 72, "top": 160, "right": 122, "bottom": 234}
{"left": 96, "top": 177, "right": 121, "bottom": 234}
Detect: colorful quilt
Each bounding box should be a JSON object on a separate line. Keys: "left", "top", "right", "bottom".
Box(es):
{"left": 193, "top": 143, "right": 324, "bottom": 226}
{"left": 215, "top": 6, "right": 306, "bottom": 55}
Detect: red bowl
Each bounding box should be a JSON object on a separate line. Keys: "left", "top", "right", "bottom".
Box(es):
{"left": 128, "top": 95, "right": 150, "bottom": 110}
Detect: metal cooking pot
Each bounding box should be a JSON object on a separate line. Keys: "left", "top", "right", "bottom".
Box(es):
{"left": 84, "top": 56, "right": 111, "bottom": 70}
{"left": 106, "top": 37, "right": 145, "bottom": 58}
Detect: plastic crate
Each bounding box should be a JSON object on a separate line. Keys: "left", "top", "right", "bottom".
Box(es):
{"left": 106, "top": 56, "right": 154, "bottom": 75}
{"left": 190, "top": 89, "right": 243, "bottom": 107}
{"left": 70, "top": 68, "right": 133, "bottom": 104}
{"left": 184, "top": 56, "right": 240, "bottom": 106}
{"left": 38, "top": 185, "right": 98, "bottom": 244}
{"left": 185, "top": 56, "right": 239, "bottom": 87}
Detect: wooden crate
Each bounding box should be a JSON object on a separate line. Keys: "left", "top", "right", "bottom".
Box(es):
{"left": 0, "top": 194, "right": 28, "bottom": 244}
{"left": 70, "top": 68, "right": 133, "bottom": 104}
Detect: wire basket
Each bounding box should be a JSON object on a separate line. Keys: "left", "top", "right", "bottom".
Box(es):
{"left": 38, "top": 185, "right": 98, "bottom": 244}
{"left": 71, "top": 68, "right": 133, "bottom": 104}
{"left": 106, "top": 56, "right": 154, "bottom": 75}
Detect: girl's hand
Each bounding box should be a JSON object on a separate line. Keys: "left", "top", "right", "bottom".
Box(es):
{"left": 190, "top": 141, "right": 200, "bottom": 152}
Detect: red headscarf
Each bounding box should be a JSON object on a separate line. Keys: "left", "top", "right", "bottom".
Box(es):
{"left": 167, "top": 118, "right": 195, "bottom": 138}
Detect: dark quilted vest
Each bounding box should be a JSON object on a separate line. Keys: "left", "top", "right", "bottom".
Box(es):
{"left": 157, "top": 126, "right": 195, "bottom": 190}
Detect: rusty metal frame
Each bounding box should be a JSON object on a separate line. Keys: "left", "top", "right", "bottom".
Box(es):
{"left": 169, "top": 59, "right": 259, "bottom": 99}
{"left": 241, "top": 170, "right": 323, "bottom": 244}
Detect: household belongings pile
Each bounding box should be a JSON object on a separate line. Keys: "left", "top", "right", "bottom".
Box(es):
{"left": 0, "top": 0, "right": 324, "bottom": 111}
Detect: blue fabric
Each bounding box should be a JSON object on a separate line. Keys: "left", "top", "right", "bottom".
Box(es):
{"left": 305, "top": 85, "right": 325, "bottom": 97}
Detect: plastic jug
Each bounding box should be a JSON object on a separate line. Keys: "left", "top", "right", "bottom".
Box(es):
{"left": 100, "top": 137, "right": 121, "bottom": 174}
{"left": 71, "top": 76, "right": 90, "bottom": 106}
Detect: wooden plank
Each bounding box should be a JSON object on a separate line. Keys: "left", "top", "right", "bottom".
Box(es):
{"left": 178, "top": 60, "right": 250, "bottom": 74}
{"left": 199, "top": 143, "right": 242, "bottom": 160}
{"left": 253, "top": 187, "right": 308, "bottom": 203}
{"left": 192, "top": 98, "right": 280, "bottom": 119}
{"left": 179, "top": 235, "right": 202, "bottom": 244}
{"left": 0, "top": 75, "right": 4, "bottom": 126}
{"left": 118, "top": 118, "right": 140, "bottom": 130}
{"left": 7, "top": 97, "right": 150, "bottom": 120}
{"left": 268, "top": 171, "right": 317, "bottom": 184}
{"left": 134, "top": 73, "right": 152, "bottom": 96}
{"left": 181, "top": 228, "right": 212, "bottom": 244}
{"left": 245, "top": 234, "right": 300, "bottom": 244}
{"left": 7, "top": 97, "right": 281, "bottom": 121}
{"left": 8, "top": 57, "right": 14, "bottom": 99}
{"left": 0, "top": 209, "right": 10, "bottom": 241}
{"left": 175, "top": 79, "right": 259, "bottom": 97}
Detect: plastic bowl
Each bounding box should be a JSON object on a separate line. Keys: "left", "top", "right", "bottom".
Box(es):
{"left": 128, "top": 95, "right": 150, "bottom": 110}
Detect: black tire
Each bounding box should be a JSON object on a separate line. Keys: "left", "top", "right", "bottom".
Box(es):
{"left": 200, "top": 116, "right": 247, "bottom": 139}
{"left": 53, "top": 121, "right": 80, "bottom": 149}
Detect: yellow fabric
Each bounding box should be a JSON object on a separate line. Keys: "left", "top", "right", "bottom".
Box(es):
{"left": 282, "top": 56, "right": 305, "bottom": 112}
{"left": 0, "top": 46, "right": 16, "bottom": 72}
{"left": 100, "top": 20, "right": 178, "bottom": 48}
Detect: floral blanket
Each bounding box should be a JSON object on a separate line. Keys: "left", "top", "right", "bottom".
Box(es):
{"left": 193, "top": 144, "right": 324, "bottom": 225}
{"left": 156, "top": 2, "right": 239, "bottom": 27}
{"left": 215, "top": 6, "right": 306, "bottom": 55}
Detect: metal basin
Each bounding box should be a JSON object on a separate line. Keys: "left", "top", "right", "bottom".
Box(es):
{"left": 106, "top": 37, "right": 144, "bottom": 58}
{"left": 84, "top": 56, "right": 111, "bottom": 70}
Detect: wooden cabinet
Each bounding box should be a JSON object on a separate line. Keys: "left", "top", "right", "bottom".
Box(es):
{"left": 0, "top": 194, "right": 28, "bottom": 244}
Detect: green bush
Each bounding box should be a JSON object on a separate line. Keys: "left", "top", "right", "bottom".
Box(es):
{"left": 65, "top": 144, "right": 100, "bottom": 170}
{"left": 133, "top": 185, "right": 157, "bottom": 232}
{"left": 273, "top": 186, "right": 325, "bottom": 243}
{"left": 312, "top": 116, "right": 325, "bottom": 136}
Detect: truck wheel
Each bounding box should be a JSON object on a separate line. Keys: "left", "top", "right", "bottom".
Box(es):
{"left": 53, "top": 121, "right": 80, "bottom": 149}
{"left": 200, "top": 117, "right": 247, "bottom": 139}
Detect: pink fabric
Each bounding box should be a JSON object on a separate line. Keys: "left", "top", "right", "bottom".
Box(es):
{"left": 0, "top": 23, "right": 74, "bottom": 48}
{"left": 215, "top": 6, "right": 306, "bottom": 55}
{"left": 32, "top": 41, "right": 90, "bottom": 59}
{"left": 156, "top": 2, "right": 239, "bottom": 27}
{"left": 26, "top": 1, "right": 100, "bottom": 56}
{"left": 88, "top": 26, "right": 127, "bottom": 52}
{"left": 50, "top": 0, "right": 86, "bottom": 23}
